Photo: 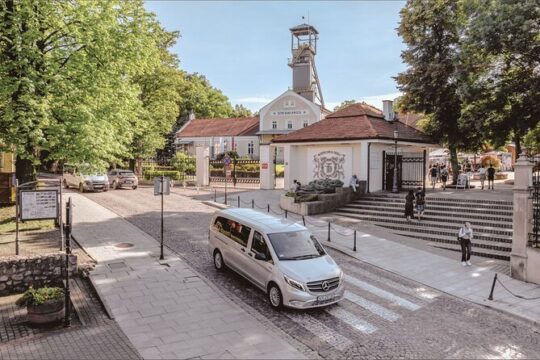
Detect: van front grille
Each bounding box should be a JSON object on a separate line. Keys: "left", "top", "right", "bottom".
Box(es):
{"left": 307, "top": 277, "right": 340, "bottom": 293}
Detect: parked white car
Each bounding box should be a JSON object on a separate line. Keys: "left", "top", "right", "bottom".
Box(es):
{"left": 208, "top": 208, "right": 344, "bottom": 309}
{"left": 63, "top": 164, "right": 109, "bottom": 193}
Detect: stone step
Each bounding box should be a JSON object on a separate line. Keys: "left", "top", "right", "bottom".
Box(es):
{"left": 338, "top": 205, "right": 512, "bottom": 229}
{"left": 356, "top": 197, "right": 513, "bottom": 211}
{"left": 347, "top": 200, "right": 513, "bottom": 217}
{"left": 364, "top": 193, "right": 513, "bottom": 206}
{"left": 425, "top": 242, "right": 510, "bottom": 261}
{"left": 333, "top": 212, "right": 513, "bottom": 242}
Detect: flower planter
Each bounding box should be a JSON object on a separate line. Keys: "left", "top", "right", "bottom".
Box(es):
{"left": 27, "top": 299, "right": 64, "bottom": 325}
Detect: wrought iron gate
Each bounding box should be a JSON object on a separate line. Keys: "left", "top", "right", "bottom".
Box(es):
{"left": 382, "top": 150, "right": 426, "bottom": 191}
{"left": 529, "top": 162, "right": 540, "bottom": 247}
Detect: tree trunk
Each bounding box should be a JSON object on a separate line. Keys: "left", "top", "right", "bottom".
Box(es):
{"left": 448, "top": 145, "right": 459, "bottom": 185}
{"left": 514, "top": 133, "right": 521, "bottom": 156}
{"left": 129, "top": 159, "right": 136, "bottom": 172}
{"left": 15, "top": 155, "right": 36, "bottom": 185}
{"left": 135, "top": 158, "right": 143, "bottom": 177}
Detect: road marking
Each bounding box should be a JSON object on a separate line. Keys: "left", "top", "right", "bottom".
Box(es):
{"left": 344, "top": 291, "right": 401, "bottom": 321}
{"left": 326, "top": 306, "right": 377, "bottom": 334}
{"left": 344, "top": 274, "right": 421, "bottom": 311}
{"left": 342, "top": 265, "right": 439, "bottom": 301}
{"left": 286, "top": 313, "right": 354, "bottom": 351}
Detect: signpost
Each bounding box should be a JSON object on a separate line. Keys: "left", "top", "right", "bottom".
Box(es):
{"left": 64, "top": 198, "right": 72, "bottom": 328}
{"left": 154, "top": 176, "right": 170, "bottom": 260}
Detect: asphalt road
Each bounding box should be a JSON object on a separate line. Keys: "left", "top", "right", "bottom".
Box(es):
{"left": 80, "top": 185, "right": 540, "bottom": 359}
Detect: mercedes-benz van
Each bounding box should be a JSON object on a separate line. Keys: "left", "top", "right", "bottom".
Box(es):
{"left": 208, "top": 208, "right": 344, "bottom": 309}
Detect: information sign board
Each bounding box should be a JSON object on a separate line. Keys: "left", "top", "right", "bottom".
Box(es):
{"left": 223, "top": 155, "right": 231, "bottom": 166}
{"left": 154, "top": 177, "right": 171, "bottom": 195}
{"left": 20, "top": 190, "right": 58, "bottom": 220}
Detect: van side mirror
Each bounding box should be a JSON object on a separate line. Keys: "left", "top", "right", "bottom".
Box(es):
{"left": 254, "top": 252, "right": 267, "bottom": 261}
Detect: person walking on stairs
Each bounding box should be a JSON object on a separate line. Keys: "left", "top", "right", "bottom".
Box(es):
{"left": 405, "top": 190, "right": 415, "bottom": 222}
{"left": 415, "top": 187, "right": 426, "bottom": 221}
{"left": 458, "top": 222, "right": 473, "bottom": 266}
{"left": 430, "top": 166, "right": 438, "bottom": 189}
{"left": 440, "top": 166, "right": 448, "bottom": 190}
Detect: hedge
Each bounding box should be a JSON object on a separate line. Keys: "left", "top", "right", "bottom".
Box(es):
{"left": 143, "top": 170, "right": 181, "bottom": 181}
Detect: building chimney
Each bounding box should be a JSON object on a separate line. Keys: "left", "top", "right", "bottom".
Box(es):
{"left": 188, "top": 109, "right": 195, "bottom": 121}
{"left": 382, "top": 100, "right": 395, "bottom": 122}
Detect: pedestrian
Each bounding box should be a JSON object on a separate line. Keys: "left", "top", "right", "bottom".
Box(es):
{"left": 405, "top": 189, "right": 415, "bottom": 222}
{"left": 429, "top": 166, "right": 438, "bottom": 189}
{"left": 291, "top": 179, "right": 301, "bottom": 193}
{"left": 415, "top": 187, "right": 426, "bottom": 221}
{"left": 349, "top": 174, "right": 359, "bottom": 192}
{"left": 458, "top": 222, "right": 473, "bottom": 266}
{"left": 440, "top": 166, "right": 448, "bottom": 190}
{"left": 478, "top": 165, "right": 487, "bottom": 190}
{"left": 487, "top": 164, "right": 496, "bottom": 190}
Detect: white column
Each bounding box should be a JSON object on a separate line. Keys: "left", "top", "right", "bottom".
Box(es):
{"left": 283, "top": 144, "right": 292, "bottom": 189}
{"left": 511, "top": 153, "right": 533, "bottom": 281}
{"left": 259, "top": 145, "right": 275, "bottom": 190}
{"left": 196, "top": 145, "right": 209, "bottom": 187}
{"left": 358, "top": 142, "right": 369, "bottom": 182}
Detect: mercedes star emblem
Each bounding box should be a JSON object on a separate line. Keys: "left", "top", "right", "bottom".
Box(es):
{"left": 321, "top": 281, "right": 330, "bottom": 292}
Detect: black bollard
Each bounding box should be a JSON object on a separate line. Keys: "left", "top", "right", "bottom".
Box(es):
{"left": 252, "top": 199, "right": 254, "bottom": 209}
{"left": 302, "top": 216, "right": 306, "bottom": 226}
{"left": 285, "top": 210, "right": 288, "bottom": 218}
{"left": 238, "top": 195, "right": 240, "bottom": 208}
{"left": 353, "top": 230, "right": 357, "bottom": 252}
{"left": 327, "top": 223, "right": 331, "bottom": 242}
{"left": 267, "top": 204, "right": 270, "bottom": 213}
{"left": 488, "top": 273, "right": 498, "bottom": 300}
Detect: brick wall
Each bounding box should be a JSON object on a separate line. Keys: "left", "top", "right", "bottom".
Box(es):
{"left": 0, "top": 253, "right": 77, "bottom": 295}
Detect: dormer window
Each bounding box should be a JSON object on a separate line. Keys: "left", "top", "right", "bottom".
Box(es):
{"left": 303, "top": 120, "right": 308, "bottom": 128}
{"left": 272, "top": 120, "right": 277, "bottom": 129}
{"left": 287, "top": 120, "right": 293, "bottom": 129}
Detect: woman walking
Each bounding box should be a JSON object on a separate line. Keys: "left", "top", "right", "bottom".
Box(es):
{"left": 458, "top": 222, "right": 473, "bottom": 266}
{"left": 440, "top": 166, "right": 448, "bottom": 190}
{"left": 405, "top": 190, "right": 415, "bottom": 222}
{"left": 415, "top": 187, "right": 426, "bottom": 221}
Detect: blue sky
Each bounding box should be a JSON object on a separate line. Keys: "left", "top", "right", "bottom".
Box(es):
{"left": 144, "top": 1, "right": 407, "bottom": 111}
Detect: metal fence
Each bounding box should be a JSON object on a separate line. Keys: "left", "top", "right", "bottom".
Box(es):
{"left": 209, "top": 159, "right": 260, "bottom": 185}
{"left": 529, "top": 161, "right": 540, "bottom": 247}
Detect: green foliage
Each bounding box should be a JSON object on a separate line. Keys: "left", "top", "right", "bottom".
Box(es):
{"left": 143, "top": 170, "right": 181, "bottom": 181}
{"left": 285, "top": 192, "right": 318, "bottom": 203}
{"left": 170, "top": 152, "right": 195, "bottom": 174}
{"left": 16, "top": 287, "right": 64, "bottom": 307}
{"left": 301, "top": 179, "right": 344, "bottom": 194}
{"left": 231, "top": 104, "right": 253, "bottom": 117}
{"left": 215, "top": 151, "right": 239, "bottom": 161}
{"left": 333, "top": 100, "right": 357, "bottom": 112}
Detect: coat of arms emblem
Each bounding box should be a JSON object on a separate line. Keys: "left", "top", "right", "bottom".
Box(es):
{"left": 313, "top": 151, "right": 345, "bottom": 180}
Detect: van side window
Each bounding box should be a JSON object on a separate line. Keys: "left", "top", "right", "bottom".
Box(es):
{"left": 251, "top": 232, "right": 271, "bottom": 261}
{"left": 214, "top": 217, "right": 251, "bottom": 247}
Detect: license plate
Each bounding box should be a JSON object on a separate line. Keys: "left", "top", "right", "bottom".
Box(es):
{"left": 125, "top": 180, "right": 132, "bottom": 184}
{"left": 317, "top": 294, "right": 335, "bottom": 302}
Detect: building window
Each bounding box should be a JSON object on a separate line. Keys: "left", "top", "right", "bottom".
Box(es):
{"left": 287, "top": 120, "right": 293, "bottom": 129}
{"left": 248, "top": 142, "right": 254, "bottom": 156}
{"left": 284, "top": 100, "right": 296, "bottom": 108}
{"left": 303, "top": 120, "right": 309, "bottom": 128}
{"left": 272, "top": 120, "right": 277, "bottom": 129}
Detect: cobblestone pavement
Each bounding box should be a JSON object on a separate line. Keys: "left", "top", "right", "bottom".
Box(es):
{"left": 83, "top": 186, "right": 540, "bottom": 359}
{"left": 0, "top": 276, "right": 140, "bottom": 359}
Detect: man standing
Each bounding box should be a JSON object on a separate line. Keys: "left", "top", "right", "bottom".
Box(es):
{"left": 487, "top": 164, "right": 496, "bottom": 190}
{"left": 478, "top": 165, "right": 487, "bottom": 190}
{"left": 458, "top": 222, "right": 473, "bottom": 266}
{"left": 429, "top": 166, "right": 438, "bottom": 189}
{"left": 415, "top": 187, "right": 426, "bottom": 221}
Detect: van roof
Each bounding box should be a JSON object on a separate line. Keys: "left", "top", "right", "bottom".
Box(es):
{"left": 216, "top": 208, "right": 306, "bottom": 234}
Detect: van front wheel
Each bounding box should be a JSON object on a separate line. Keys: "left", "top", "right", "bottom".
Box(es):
{"left": 268, "top": 284, "right": 283, "bottom": 310}
{"left": 213, "top": 250, "right": 224, "bottom": 271}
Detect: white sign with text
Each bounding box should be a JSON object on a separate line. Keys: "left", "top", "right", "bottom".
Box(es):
{"left": 20, "top": 190, "right": 58, "bottom": 220}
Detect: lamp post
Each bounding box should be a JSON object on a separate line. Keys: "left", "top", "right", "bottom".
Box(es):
{"left": 392, "top": 129, "right": 399, "bottom": 193}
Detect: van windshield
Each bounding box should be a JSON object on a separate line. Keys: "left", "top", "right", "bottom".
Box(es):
{"left": 267, "top": 231, "right": 326, "bottom": 261}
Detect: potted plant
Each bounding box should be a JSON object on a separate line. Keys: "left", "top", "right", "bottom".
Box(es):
{"left": 16, "top": 286, "right": 65, "bottom": 325}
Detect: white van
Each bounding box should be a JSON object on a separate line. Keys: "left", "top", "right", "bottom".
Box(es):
{"left": 208, "top": 208, "right": 345, "bottom": 309}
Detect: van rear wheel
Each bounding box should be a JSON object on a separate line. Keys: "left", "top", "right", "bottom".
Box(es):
{"left": 268, "top": 284, "right": 283, "bottom": 310}
{"left": 79, "top": 183, "right": 85, "bottom": 193}
{"left": 213, "top": 250, "right": 225, "bottom": 271}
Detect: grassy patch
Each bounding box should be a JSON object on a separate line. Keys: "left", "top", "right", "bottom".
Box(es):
{"left": 0, "top": 205, "right": 55, "bottom": 234}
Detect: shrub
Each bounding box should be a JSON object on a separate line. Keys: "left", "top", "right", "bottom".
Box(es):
{"left": 215, "top": 151, "right": 239, "bottom": 161}
{"left": 16, "top": 287, "right": 64, "bottom": 307}
{"left": 171, "top": 152, "right": 196, "bottom": 174}
{"left": 296, "top": 194, "right": 318, "bottom": 203}
{"left": 301, "top": 179, "right": 344, "bottom": 194}
{"left": 143, "top": 170, "right": 181, "bottom": 181}
{"left": 481, "top": 155, "right": 501, "bottom": 169}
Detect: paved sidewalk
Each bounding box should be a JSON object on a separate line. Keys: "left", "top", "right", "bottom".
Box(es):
{"left": 208, "top": 190, "right": 540, "bottom": 327}
{"left": 66, "top": 192, "right": 304, "bottom": 359}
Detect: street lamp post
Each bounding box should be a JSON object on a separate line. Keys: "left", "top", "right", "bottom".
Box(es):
{"left": 392, "top": 129, "right": 399, "bottom": 193}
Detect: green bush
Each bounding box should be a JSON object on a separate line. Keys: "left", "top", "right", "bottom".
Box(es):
{"left": 215, "top": 151, "right": 239, "bottom": 161}
{"left": 301, "top": 179, "right": 344, "bottom": 194}
{"left": 171, "top": 152, "right": 196, "bottom": 174}
{"left": 16, "top": 287, "right": 64, "bottom": 307}
{"left": 143, "top": 170, "right": 181, "bottom": 181}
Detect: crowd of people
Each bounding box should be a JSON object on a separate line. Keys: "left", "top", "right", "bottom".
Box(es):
{"left": 428, "top": 162, "right": 497, "bottom": 190}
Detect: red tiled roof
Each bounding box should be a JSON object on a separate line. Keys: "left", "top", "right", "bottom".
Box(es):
{"left": 176, "top": 117, "right": 259, "bottom": 137}
{"left": 272, "top": 103, "right": 434, "bottom": 144}
{"left": 398, "top": 113, "right": 425, "bottom": 131}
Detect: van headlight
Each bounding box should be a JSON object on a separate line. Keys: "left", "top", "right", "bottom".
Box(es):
{"left": 284, "top": 275, "right": 305, "bottom": 292}
{"left": 84, "top": 180, "right": 92, "bottom": 185}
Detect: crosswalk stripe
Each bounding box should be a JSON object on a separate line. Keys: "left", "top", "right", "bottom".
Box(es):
{"left": 286, "top": 313, "right": 354, "bottom": 351}
{"left": 326, "top": 306, "right": 377, "bottom": 334}
{"left": 344, "top": 291, "right": 401, "bottom": 321}
{"left": 342, "top": 265, "right": 439, "bottom": 301}
{"left": 344, "top": 274, "right": 421, "bottom": 311}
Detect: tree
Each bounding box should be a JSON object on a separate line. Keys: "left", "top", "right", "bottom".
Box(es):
{"left": 231, "top": 104, "right": 252, "bottom": 117}
{"left": 333, "top": 100, "right": 356, "bottom": 112}
{"left": 396, "top": 0, "right": 467, "bottom": 184}
{"left": 0, "top": 0, "right": 167, "bottom": 182}
{"left": 460, "top": 0, "right": 540, "bottom": 155}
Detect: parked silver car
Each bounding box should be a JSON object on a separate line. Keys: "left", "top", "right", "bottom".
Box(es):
{"left": 208, "top": 208, "right": 345, "bottom": 309}
{"left": 108, "top": 169, "right": 138, "bottom": 190}
{"left": 63, "top": 164, "right": 109, "bottom": 193}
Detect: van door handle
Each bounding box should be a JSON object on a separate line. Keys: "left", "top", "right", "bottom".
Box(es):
{"left": 248, "top": 253, "right": 252, "bottom": 257}
{"left": 241, "top": 248, "right": 245, "bottom": 252}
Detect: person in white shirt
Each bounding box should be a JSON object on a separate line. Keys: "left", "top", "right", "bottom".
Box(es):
{"left": 478, "top": 166, "right": 487, "bottom": 190}
{"left": 349, "top": 175, "right": 359, "bottom": 192}
{"left": 458, "top": 222, "right": 473, "bottom": 266}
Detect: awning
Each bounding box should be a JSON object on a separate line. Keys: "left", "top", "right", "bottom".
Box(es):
{"left": 175, "top": 140, "right": 194, "bottom": 145}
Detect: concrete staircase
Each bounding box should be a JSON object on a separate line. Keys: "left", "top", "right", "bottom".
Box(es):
{"left": 333, "top": 193, "right": 513, "bottom": 260}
